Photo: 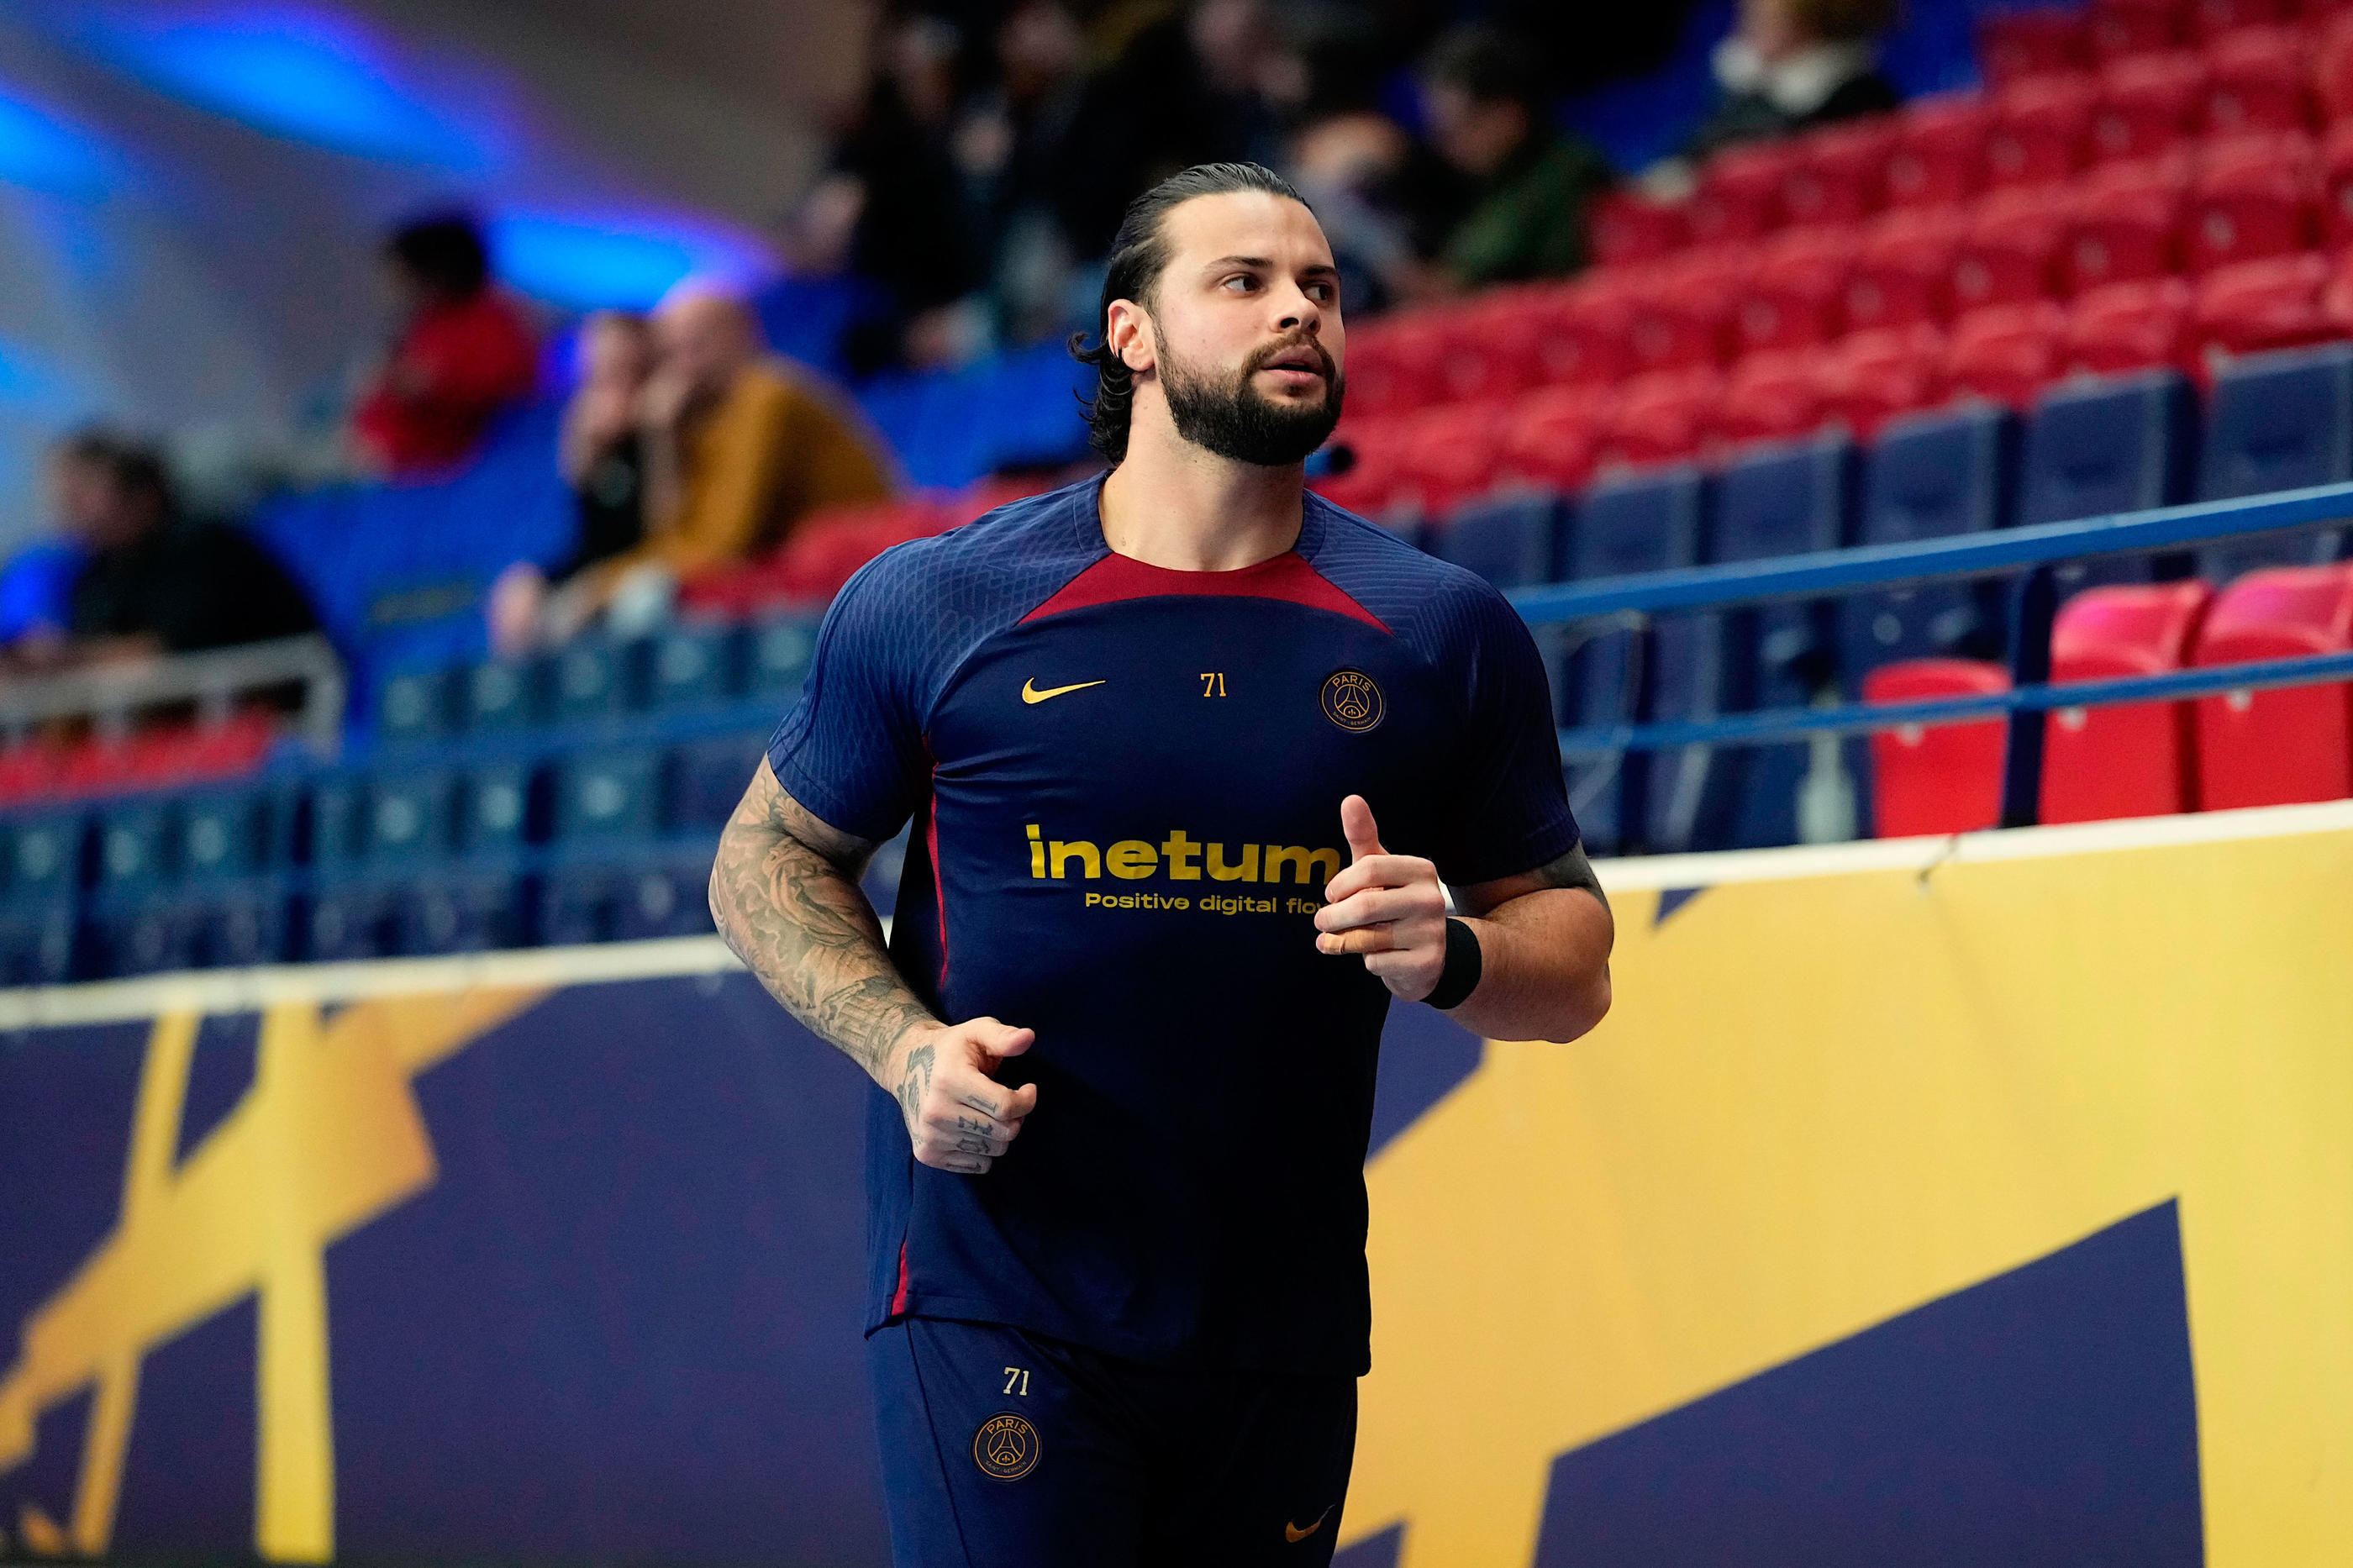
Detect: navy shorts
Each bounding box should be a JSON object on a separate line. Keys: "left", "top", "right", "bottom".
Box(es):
{"left": 867, "top": 1316, "right": 1358, "bottom": 1568}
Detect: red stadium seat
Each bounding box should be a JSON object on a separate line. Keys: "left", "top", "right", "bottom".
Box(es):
{"left": 2202, "top": 25, "right": 2314, "bottom": 134}
{"left": 2319, "top": 121, "right": 2353, "bottom": 246}
{"left": 1986, "top": 72, "right": 2099, "bottom": 187}
{"left": 1688, "top": 140, "right": 1797, "bottom": 245}
{"left": 2192, "top": 563, "right": 2353, "bottom": 808}
{"left": 1311, "top": 416, "right": 1409, "bottom": 518}
{"left": 2088, "top": 0, "right": 2187, "bottom": 62}
{"left": 1390, "top": 401, "right": 1511, "bottom": 515}
{"left": 1430, "top": 294, "right": 1545, "bottom": 404}
{"left": 1595, "top": 367, "right": 1725, "bottom": 468}
{"left": 1734, "top": 227, "right": 1854, "bottom": 355}
{"left": 2186, "top": 130, "right": 2319, "bottom": 271}
{"left": 1589, "top": 192, "right": 1690, "bottom": 266}
{"left": 1945, "top": 300, "right": 2070, "bottom": 408}
{"left": 2192, "top": 250, "right": 2334, "bottom": 365}
{"left": 1886, "top": 95, "right": 1993, "bottom": 209}
{"left": 1531, "top": 275, "right": 1638, "bottom": 387}
{"left": 2315, "top": 14, "right": 2353, "bottom": 123}
{"left": 1816, "top": 324, "right": 1949, "bottom": 438}
{"left": 1626, "top": 248, "right": 1745, "bottom": 372}
{"left": 1780, "top": 118, "right": 1898, "bottom": 228}
{"left": 1980, "top": 8, "right": 2092, "bottom": 87}
{"left": 1953, "top": 184, "right": 2076, "bottom": 311}
{"left": 2092, "top": 51, "right": 2209, "bottom": 160}
{"left": 680, "top": 497, "right": 952, "bottom": 613}
{"left": 2041, "top": 581, "right": 2214, "bottom": 823}
{"left": 1718, "top": 347, "right": 1829, "bottom": 444}
{"left": 1494, "top": 384, "right": 1609, "bottom": 492}
{"left": 1339, "top": 313, "right": 1449, "bottom": 418}
{"left": 2066, "top": 151, "right": 2192, "bottom": 292}
{"left": 1863, "top": 660, "right": 2012, "bottom": 838}
{"left": 2066, "top": 275, "right": 2198, "bottom": 372}
{"left": 0, "top": 742, "right": 62, "bottom": 805}
{"left": 1845, "top": 205, "right": 1971, "bottom": 330}
{"left": 2188, "top": 0, "right": 2292, "bottom": 44}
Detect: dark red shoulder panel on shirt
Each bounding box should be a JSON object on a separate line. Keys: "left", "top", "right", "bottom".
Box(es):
{"left": 1018, "top": 550, "right": 1391, "bottom": 632}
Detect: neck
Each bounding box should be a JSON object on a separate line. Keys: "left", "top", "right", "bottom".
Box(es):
{"left": 1097, "top": 414, "right": 1307, "bottom": 571}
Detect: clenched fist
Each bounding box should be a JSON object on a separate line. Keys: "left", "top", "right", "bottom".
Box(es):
{"left": 887, "top": 1017, "right": 1039, "bottom": 1174}
{"left": 1313, "top": 794, "right": 1448, "bottom": 1002}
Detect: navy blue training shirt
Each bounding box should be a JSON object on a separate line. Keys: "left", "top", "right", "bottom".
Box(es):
{"left": 768, "top": 474, "right": 1580, "bottom": 1376}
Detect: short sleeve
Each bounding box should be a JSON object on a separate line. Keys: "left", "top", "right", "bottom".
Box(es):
{"left": 765, "top": 556, "right": 933, "bottom": 843}
{"left": 1430, "top": 586, "right": 1582, "bottom": 887}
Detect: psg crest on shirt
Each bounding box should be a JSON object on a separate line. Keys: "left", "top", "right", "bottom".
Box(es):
{"left": 1319, "top": 668, "right": 1385, "bottom": 733}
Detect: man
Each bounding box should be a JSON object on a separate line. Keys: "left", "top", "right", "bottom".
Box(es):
{"left": 565, "top": 282, "right": 894, "bottom": 629}
{"left": 6, "top": 431, "right": 318, "bottom": 670}
{"left": 709, "top": 162, "right": 1613, "bottom": 1566}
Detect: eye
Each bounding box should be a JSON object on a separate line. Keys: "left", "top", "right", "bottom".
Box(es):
{"left": 1222, "top": 273, "right": 1259, "bottom": 292}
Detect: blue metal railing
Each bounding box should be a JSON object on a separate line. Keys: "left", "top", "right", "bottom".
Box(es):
{"left": 1508, "top": 480, "right": 2353, "bottom": 829}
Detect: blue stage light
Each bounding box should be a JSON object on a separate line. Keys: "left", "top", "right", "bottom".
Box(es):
{"left": 490, "top": 215, "right": 767, "bottom": 312}
{"left": 0, "top": 88, "right": 117, "bottom": 197}
{"left": 77, "top": 8, "right": 489, "bottom": 168}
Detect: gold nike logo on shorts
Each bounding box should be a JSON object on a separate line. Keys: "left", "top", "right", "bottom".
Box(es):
{"left": 1021, "top": 678, "right": 1106, "bottom": 704}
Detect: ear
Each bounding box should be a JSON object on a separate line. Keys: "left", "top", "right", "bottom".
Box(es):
{"left": 1106, "top": 298, "right": 1156, "bottom": 376}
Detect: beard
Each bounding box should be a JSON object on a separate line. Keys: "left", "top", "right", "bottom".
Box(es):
{"left": 1157, "top": 334, "right": 1345, "bottom": 466}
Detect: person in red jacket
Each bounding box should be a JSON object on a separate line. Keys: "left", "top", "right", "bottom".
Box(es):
{"left": 351, "top": 212, "right": 540, "bottom": 477}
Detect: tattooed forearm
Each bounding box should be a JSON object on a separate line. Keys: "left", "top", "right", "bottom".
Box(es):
{"left": 709, "top": 759, "right": 938, "bottom": 1084}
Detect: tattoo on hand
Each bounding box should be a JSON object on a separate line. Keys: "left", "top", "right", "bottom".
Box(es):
{"left": 895, "top": 1041, "right": 936, "bottom": 1128}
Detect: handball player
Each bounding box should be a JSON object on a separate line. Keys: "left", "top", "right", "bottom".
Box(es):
{"left": 710, "top": 161, "right": 1615, "bottom": 1567}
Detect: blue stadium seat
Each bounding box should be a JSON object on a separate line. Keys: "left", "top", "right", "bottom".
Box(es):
{"left": 376, "top": 665, "right": 454, "bottom": 747}
{"left": 6, "top": 811, "right": 86, "bottom": 900}
{"left": 539, "top": 842, "right": 719, "bottom": 947}
{"left": 2021, "top": 369, "right": 2195, "bottom": 598}
{"left": 179, "top": 784, "right": 293, "bottom": 881}
{"left": 1841, "top": 403, "right": 2016, "bottom": 686}
{"left": 669, "top": 734, "right": 768, "bottom": 832}
{"left": 367, "top": 771, "right": 457, "bottom": 861}
{"left": 644, "top": 621, "right": 742, "bottom": 710}
{"left": 1710, "top": 434, "right": 1858, "bottom": 849}
{"left": 393, "top": 859, "right": 526, "bottom": 955}
{"left": 85, "top": 887, "right": 204, "bottom": 978}
{"left": 458, "top": 761, "right": 537, "bottom": 854}
{"left": 553, "top": 748, "right": 666, "bottom": 841}
{"left": 548, "top": 636, "right": 635, "bottom": 723}
{"left": 190, "top": 878, "right": 292, "bottom": 968}
{"left": 0, "top": 893, "right": 76, "bottom": 986}
{"left": 1429, "top": 492, "right": 1563, "bottom": 589}
{"left": 2198, "top": 342, "right": 2353, "bottom": 580}
{"left": 93, "top": 797, "right": 175, "bottom": 890}
{"left": 1561, "top": 464, "right": 1709, "bottom": 855}
{"left": 304, "top": 876, "right": 396, "bottom": 962}
{"left": 304, "top": 776, "right": 372, "bottom": 870}
{"left": 745, "top": 616, "right": 819, "bottom": 701}
{"left": 461, "top": 658, "right": 540, "bottom": 733}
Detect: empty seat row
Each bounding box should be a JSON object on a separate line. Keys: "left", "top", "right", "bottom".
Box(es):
{"left": 0, "top": 710, "right": 280, "bottom": 808}
{"left": 1868, "top": 564, "right": 2353, "bottom": 834}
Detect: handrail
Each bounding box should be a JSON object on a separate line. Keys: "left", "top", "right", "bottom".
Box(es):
{"left": 0, "top": 634, "right": 346, "bottom": 759}
{"left": 1508, "top": 480, "right": 2353, "bottom": 624}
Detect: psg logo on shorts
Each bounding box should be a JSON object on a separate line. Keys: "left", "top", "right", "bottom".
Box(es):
{"left": 1320, "top": 668, "right": 1385, "bottom": 733}
{"left": 973, "top": 1412, "right": 1040, "bottom": 1480}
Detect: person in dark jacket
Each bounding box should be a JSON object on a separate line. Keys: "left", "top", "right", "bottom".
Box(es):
{"left": 1683, "top": 0, "right": 1902, "bottom": 161}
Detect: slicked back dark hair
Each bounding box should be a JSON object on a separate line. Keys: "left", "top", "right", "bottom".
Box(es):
{"left": 1068, "top": 162, "right": 1312, "bottom": 464}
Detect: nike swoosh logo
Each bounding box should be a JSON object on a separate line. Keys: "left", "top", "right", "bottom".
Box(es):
{"left": 1284, "top": 1507, "right": 1333, "bottom": 1544}
{"left": 1021, "top": 678, "right": 1106, "bottom": 704}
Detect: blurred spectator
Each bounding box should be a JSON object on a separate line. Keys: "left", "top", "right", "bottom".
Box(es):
{"left": 1276, "top": 12, "right": 1431, "bottom": 314}
{"left": 496, "top": 283, "right": 896, "bottom": 651}
{"left": 951, "top": 0, "right": 1092, "bottom": 346}
{"left": 1682, "top": 0, "right": 1900, "bottom": 162}
{"left": 1413, "top": 26, "right": 1614, "bottom": 292}
{"left": 351, "top": 213, "right": 540, "bottom": 477}
{"left": 4, "top": 430, "right": 316, "bottom": 671}
{"left": 559, "top": 312, "right": 655, "bottom": 581}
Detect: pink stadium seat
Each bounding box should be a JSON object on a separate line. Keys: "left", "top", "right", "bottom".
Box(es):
{"left": 1986, "top": 72, "right": 2100, "bottom": 187}
{"left": 1718, "top": 347, "right": 1829, "bottom": 444}
{"left": 1863, "top": 660, "right": 2012, "bottom": 837}
{"left": 2092, "top": 51, "right": 2209, "bottom": 160}
{"left": 2191, "top": 250, "right": 2333, "bottom": 364}
{"left": 1333, "top": 315, "right": 1446, "bottom": 417}
{"left": 2088, "top": 0, "right": 2187, "bottom": 62}
{"left": 1980, "top": 8, "right": 2092, "bottom": 87}
{"left": 2187, "top": 130, "right": 2319, "bottom": 271}
{"left": 2202, "top": 26, "right": 2314, "bottom": 136}
{"left": 1595, "top": 367, "right": 1725, "bottom": 468}
{"left": 1734, "top": 227, "right": 1854, "bottom": 355}
{"left": 1532, "top": 276, "right": 1638, "bottom": 387}
{"left": 2319, "top": 121, "right": 2353, "bottom": 246}
{"left": 2192, "top": 563, "right": 2353, "bottom": 808}
{"left": 2066, "top": 275, "right": 2198, "bottom": 372}
{"left": 2041, "top": 581, "right": 2214, "bottom": 823}
{"left": 1945, "top": 300, "right": 2070, "bottom": 408}
{"left": 2188, "top": 0, "right": 2292, "bottom": 44}
{"left": 1845, "top": 205, "right": 1971, "bottom": 330}
{"left": 2315, "top": 14, "right": 2353, "bottom": 122}
{"left": 1689, "top": 141, "right": 1797, "bottom": 244}
{"left": 1390, "top": 401, "right": 1510, "bottom": 515}
{"left": 1886, "top": 95, "right": 1993, "bottom": 209}
{"left": 1815, "top": 324, "right": 1949, "bottom": 437}
{"left": 1589, "top": 192, "right": 1690, "bottom": 266}
{"left": 2066, "top": 151, "right": 2192, "bottom": 291}
{"left": 1430, "top": 295, "right": 1545, "bottom": 404}
{"left": 1626, "top": 248, "right": 1745, "bottom": 372}
{"left": 1494, "top": 384, "right": 1609, "bottom": 492}
{"left": 1780, "top": 118, "right": 1898, "bottom": 228}
{"left": 1953, "top": 184, "right": 2076, "bottom": 311}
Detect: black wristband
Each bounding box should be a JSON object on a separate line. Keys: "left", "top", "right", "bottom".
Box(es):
{"left": 1425, "top": 917, "right": 1482, "bottom": 1011}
